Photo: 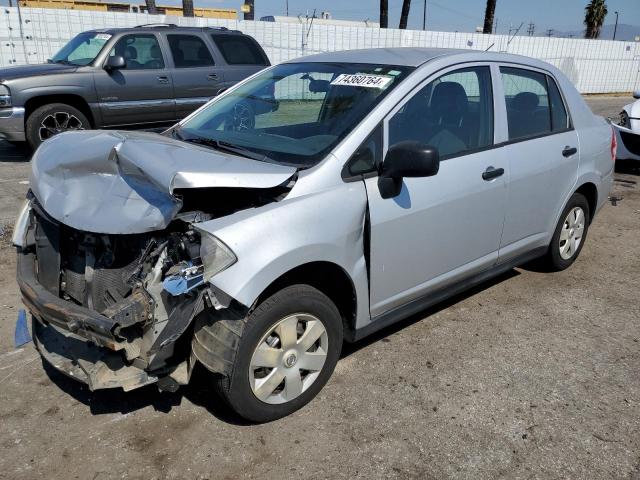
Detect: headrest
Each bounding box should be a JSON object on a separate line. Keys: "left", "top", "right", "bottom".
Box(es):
{"left": 124, "top": 45, "right": 137, "bottom": 60}
{"left": 512, "top": 92, "right": 539, "bottom": 111}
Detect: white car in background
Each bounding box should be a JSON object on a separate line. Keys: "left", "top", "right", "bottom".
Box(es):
{"left": 615, "top": 90, "right": 640, "bottom": 161}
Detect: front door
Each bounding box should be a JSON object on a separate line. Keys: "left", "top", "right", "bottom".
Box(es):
{"left": 93, "top": 33, "right": 176, "bottom": 126}
{"left": 365, "top": 65, "right": 507, "bottom": 317}
{"left": 164, "top": 33, "right": 225, "bottom": 119}
{"left": 496, "top": 66, "right": 580, "bottom": 262}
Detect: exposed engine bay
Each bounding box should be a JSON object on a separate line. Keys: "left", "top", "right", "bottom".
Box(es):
{"left": 18, "top": 180, "right": 292, "bottom": 392}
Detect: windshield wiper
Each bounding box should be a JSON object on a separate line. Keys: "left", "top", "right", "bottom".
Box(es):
{"left": 181, "top": 135, "right": 272, "bottom": 163}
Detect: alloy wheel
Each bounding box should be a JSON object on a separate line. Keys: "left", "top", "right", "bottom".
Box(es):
{"left": 249, "top": 313, "right": 328, "bottom": 405}
{"left": 38, "top": 112, "right": 85, "bottom": 141}
{"left": 559, "top": 206, "right": 585, "bottom": 260}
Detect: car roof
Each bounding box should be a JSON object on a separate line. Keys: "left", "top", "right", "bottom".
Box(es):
{"left": 86, "top": 24, "right": 245, "bottom": 35}
{"left": 286, "top": 47, "right": 550, "bottom": 69}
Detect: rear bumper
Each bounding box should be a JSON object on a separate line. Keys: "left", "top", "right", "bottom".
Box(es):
{"left": 0, "top": 106, "right": 25, "bottom": 142}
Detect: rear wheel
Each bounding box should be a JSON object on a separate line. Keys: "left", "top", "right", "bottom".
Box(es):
{"left": 542, "top": 192, "right": 590, "bottom": 271}
{"left": 25, "top": 103, "right": 89, "bottom": 150}
{"left": 214, "top": 285, "right": 343, "bottom": 422}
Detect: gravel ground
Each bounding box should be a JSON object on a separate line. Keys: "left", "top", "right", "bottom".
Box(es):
{"left": 0, "top": 96, "right": 638, "bottom": 480}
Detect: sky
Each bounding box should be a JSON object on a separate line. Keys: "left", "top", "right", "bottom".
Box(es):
{"left": 195, "top": 0, "right": 639, "bottom": 34}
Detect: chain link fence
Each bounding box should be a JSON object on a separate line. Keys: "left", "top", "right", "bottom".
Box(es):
{"left": 0, "top": 6, "right": 639, "bottom": 94}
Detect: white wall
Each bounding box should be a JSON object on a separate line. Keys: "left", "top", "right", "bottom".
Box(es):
{"left": 0, "top": 7, "right": 638, "bottom": 94}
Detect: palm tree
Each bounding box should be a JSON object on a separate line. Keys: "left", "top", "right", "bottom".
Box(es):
{"left": 145, "top": 0, "right": 157, "bottom": 15}
{"left": 584, "top": 0, "right": 608, "bottom": 39}
{"left": 482, "top": 0, "right": 496, "bottom": 34}
{"left": 244, "top": 0, "right": 255, "bottom": 20}
{"left": 380, "top": 0, "right": 388, "bottom": 28}
{"left": 399, "top": 0, "right": 411, "bottom": 29}
{"left": 182, "top": 0, "right": 194, "bottom": 17}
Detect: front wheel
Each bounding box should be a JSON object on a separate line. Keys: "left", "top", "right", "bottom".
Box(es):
{"left": 542, "top": 192, "right": 590, "bottom": 271}
{"left": 214, "top": 285, "right": 343, "bottom": 422}
{"left": 25, "top": 103, "right": 90, "bottom": 150}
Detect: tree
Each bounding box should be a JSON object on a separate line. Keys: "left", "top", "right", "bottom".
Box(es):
{"left": 482, "top": 0, "right": 496, "bottom": 34}
{"left": 380, "top": 0, "right": 388, "bottom": 28}
{"left": 244, "top": 0, "right": 255, "bottom": 21}
{"left": 145, "top": 0, "right": 157, "bottom": 15}
{"left": 584, "top": 0, "right": 608, "bottom": 39}
{"left": 182, "top": 0, "right": 194, "bottom": 17}
{"left": 399, "top": 0, "right": 411, "bottom": 29}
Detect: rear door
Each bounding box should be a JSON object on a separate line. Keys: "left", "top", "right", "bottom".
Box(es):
{"left": 164, "top": 33, "right": 225, "bottom": 119}
{"left": 93, "top": 33, "right": 175, "bottom": 126}
{"left": 496, "top": 65, "right": 579, "bottom": 262}
{"left": 209, "top": 33, "right": 269, "bottom": 90}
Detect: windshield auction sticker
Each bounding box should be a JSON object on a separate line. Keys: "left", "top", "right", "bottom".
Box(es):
{"left": 330, "top": 74, "right": 393, "bottom": 89}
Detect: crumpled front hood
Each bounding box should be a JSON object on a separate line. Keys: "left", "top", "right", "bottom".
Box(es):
{"left": 30, "top": 130, "right": 297, "bottom": 234}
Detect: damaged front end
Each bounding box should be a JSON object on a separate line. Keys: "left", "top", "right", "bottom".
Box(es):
{"left": 16, "top": 130, "right": 296, "bottom": 392}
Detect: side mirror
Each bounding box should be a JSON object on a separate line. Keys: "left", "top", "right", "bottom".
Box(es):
{"left": 105, "top": 55, "right": 125, "bottom": 71}
{"left": 378, "top": 142, "right": 440, "bottom": 199}
{"left": 633, "top": 90, "right": 640, "bottom": 100}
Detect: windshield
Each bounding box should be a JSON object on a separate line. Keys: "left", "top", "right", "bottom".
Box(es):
{"left": 50, "top": 32, "right": 112, "bottom": 66}
{"left": 177, "top": 62, "right": 414, "bottom": 167}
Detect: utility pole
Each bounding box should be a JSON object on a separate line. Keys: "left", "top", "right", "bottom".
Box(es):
{"left": 286, "top": 0, "right": 288, "bottom": 16}
{"left": 613, "top": 11, "right": 619, "bottom": 40}
{"left": 493, "top": 18, "right": 498, "bottom": 34}
{"left": 546, "top": 28, "right": 553, "bottom": 37}
{"left": 527, "top": 22, "right": 535, "bottom": 36}
{"left": 422, "top": 0, "right": 427, "bottom": 30}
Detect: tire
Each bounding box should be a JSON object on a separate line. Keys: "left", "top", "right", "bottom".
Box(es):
{"left": 25, "top": 103, "right": 90, "bottom": 150}
{"left": 542, "top": 192, "right": 590, "bottom": 271}
{"left": 214, "top": 285, "right": 343, "bottom": 422}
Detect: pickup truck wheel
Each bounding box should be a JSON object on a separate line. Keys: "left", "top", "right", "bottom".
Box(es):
{"left": 543, "top": 192, "right": 590, "bottom": 271}
{"left": 215, "top": 285, "right": 343, "bottom": 423}
{"left": 26, "top": 103, "right": 89, "bottom": 150}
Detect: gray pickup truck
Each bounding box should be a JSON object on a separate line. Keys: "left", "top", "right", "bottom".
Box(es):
{"left": 0, "top": 24, "right": 270, "bottom": 149}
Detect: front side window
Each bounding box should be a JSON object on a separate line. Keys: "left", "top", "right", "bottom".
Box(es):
{"left": 167, "top": 34, "right": 214, "bottom": 68}
{"left": 109, "top": 34, "right": 164, "bottom": 70}
{"left": 211, "top": 34, "right": 268, "bottom": 65}
{"left": 501, "top": 67, "right": 562, "bottom": 140}
{"left": 176, "top": 62, "right": 413, "bottom": 167}
{"left": 50, "top": 32, "right": 111, "bottom": 66}
{"left": 388, "top": 66, "right": 494, "bottom": 159}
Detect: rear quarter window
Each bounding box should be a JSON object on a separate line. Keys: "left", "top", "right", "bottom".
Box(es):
{"left": 211, "top": 35, "right": 268, "bottom": 65}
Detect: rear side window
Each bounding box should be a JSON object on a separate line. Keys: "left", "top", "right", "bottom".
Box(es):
{"left": 548, "top": 77, "right": 569, "bottom": 131}
{"left": 211, "top": 35, "right": 268, "bottom": 65}
{"left": 501, "top": 67, "right": 569, "bottom": 140}
{"left": 167, "top": 34, "right": 214, "bottom": 68}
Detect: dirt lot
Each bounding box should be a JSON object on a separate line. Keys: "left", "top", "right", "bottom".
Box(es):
{"left": 0, "top": 97, "right": 638, "bottom": 480}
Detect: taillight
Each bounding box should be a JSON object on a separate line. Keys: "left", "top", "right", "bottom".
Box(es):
{"left": 610, "top": 126, "right": 617, "bottom": 162}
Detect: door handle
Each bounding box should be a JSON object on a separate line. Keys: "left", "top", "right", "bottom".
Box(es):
{"left": 157, "top": 76, "right": 169, "bottom": 84}
{"left": 562, "top": 146, "right": 577, "bottom": 157}
{"left": 207, "top": 73, "right": 218, "bottom": 81}
{"left": 482, "top": 166, "right": 504, "bottom": 181}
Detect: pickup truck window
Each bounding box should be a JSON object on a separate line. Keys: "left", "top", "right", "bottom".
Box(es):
{"left": 211, "top": 34, "right": 268, "bottom": 66}
{"left": 109, "top": 34, "right": 164, "bottom": 70}
{"left": 50, "top": 32, "right": 111, "bottom": 66}
{"left": 167, "top": 34, "right": 215, "bottom": 68}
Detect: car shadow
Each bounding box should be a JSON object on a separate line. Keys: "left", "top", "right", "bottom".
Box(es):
{"left": 615, "top": 159, "right": 640, "bottom": 176}
{"left": 341, "top": 268, "right": 520, "bottom": 358}
{"left": 0, "top": 141, "right": 31, "bottom": 162}
{"left": 42, "top": 359, "right": 252, "bottom": 425}
{"left": 43, "top": 268, "right": 521, "bottom": 425}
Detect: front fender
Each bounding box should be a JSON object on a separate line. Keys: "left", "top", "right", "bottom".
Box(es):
{"left": 196, "top": 181, "right": 371, "bottom": 328}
